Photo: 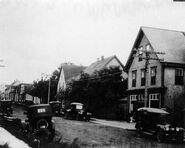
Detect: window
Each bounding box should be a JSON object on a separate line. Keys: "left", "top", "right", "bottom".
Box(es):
{"left": 149, "top": 93, "right": 160, "bottom": 108}
{"left": 138, "top": 94, "right": 144, "bottom": 102}
{"left": 149, "top": 93, "right": 159, "bottom": 100}
{"left": 151, "top": 67, "right": 157, "bottom": 85}
{"left": 141, "top": 69, "right": 145, "bottom": 86}
{"left": 130, "top": 95, "right": 137, "bottom": 113}
{"left": 132, "top": 71, "right": 137, "bottom": 87}
{"left": 130, "top": 95, "right": 137, "bottom": 102}
{"left": 175, "top": 68, "right": 184, "bottom": 85}
{"left": 146, "top": 44, "right": 151, "bottom": 51}
{"left": 138, "top": 47, "right": 143, "bottom": 61}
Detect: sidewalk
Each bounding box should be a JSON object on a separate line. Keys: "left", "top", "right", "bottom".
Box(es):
{"left": 0, "top": 127, "right": 30, "bottom": 148}
{"left": 91, "top": 118, "right": 136, "bottom": 131}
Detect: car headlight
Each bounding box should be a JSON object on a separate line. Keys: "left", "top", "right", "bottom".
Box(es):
{"left": 176, "top": 127, "right": 180, "bottom": 131}
{"left": 165, "top": 127, "right": 169, "bottom": 131}
{"left": 79, "top": 111, "right": 83, "bottom": 114}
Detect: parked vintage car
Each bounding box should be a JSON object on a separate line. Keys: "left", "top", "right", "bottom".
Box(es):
{"left": 22, "top": 104, "right": 55, "bottom": 145}
{"left": 64, "top": 102, "right": 92, "bottom": 121}
{"left": 49, "top": 101, "right": 61, "bottom": 115}
{"left": 135, "top": 107, "right": 185, "bottom": 143}
{"left": 24, "top": 100, "right": 34, "bottom": 107}
{"left": 0, "top": 100, "right": 13, "bottom": 116}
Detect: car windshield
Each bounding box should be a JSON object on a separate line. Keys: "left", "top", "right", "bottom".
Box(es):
{"left": 76, "top": 104, "right": 83, "bottom": 110}
{"left": 157, "top": 114, "right": 170, "bottom": 124}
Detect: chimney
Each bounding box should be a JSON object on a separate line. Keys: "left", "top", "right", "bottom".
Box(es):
{"left": 101, "top": 56, "right": 104, "bottom": 61}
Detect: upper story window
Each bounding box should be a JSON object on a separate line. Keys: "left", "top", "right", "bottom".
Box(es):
{"left": 132, "top": 70, "right": 137, "bottom": 87}
{"left": 151, "top": 67, "right": 157, "bottom": 85}
{"left": 138, "top": 46, "right": 143, "bottom": 62}
{"left": 146, "top": 44, "right": 151, "bottom": 51}
{"left": 175, "top": 68, "right": 184, "bottom": 85}
{"left": 141, "top": 69, "right": 146, "bottom": 86}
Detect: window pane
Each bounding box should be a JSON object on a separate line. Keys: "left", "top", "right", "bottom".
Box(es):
{"left": 151, "top": 67, "right": 156, "bottom": 76}
{"left": 132, "top": 71, "right": 136, "bottom": 79}
{"left": 175, "top": 68, "right": 184, "bottom": 85}
{"left": 138, "top": 47, "right": 143, "bottom": 55}
{"left": 141, "top": 70, "right": 145, "bottom": 78}
{"left": 146, "top": 44, "right": 150, "bottom": 51}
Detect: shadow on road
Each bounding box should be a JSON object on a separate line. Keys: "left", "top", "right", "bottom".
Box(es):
{"left": 0, "top": 116, "right": 82, "bottom": 148}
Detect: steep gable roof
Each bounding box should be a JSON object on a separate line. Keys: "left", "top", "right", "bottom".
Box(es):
{"left": 84, "top": 55, "right": 124, "bottom": 75}
{"left": 125, "top": 27, "right": 185, "bottom": 71}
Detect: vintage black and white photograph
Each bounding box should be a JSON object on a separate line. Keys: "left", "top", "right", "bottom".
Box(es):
{"left": 0, "top": 0, "right": 185, "bottom": 148}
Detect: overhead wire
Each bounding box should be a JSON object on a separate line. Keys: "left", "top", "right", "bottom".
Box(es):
{"left": 72, "top": 71, "right": 125, "bottom": 82}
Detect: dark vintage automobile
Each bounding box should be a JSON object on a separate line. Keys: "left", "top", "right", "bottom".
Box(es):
{"left": 0, "top": 100, "right": 13, "bottom": 116}
{"left": 135, "top": 107, "right": 185, "bottom": 143}
{"left": 24, "top": 100, "right": 34, "bottom": 107}
{"left": 22, "top": 104, "right": 55, "bottom": 145}
{"left": 65, "top": 102, "right": 92, "bottom": 121}
{"left": 49, "top": 101, "right": 61, "bottom": 115}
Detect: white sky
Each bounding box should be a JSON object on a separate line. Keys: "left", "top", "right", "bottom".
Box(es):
{"left": 0, "top": 0, "right": 185, "bottom": 84}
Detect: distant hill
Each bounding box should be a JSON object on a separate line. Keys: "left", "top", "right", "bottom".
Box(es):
{"left": 62, "top": 63, "right": 86, "bottom": 82}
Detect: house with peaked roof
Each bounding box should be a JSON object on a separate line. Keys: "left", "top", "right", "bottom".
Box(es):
{"left": 125, "top": 27, "right": 185, "bottom": 126}
{"left": 84, "top": 55, "right": 127, "bottom": 78}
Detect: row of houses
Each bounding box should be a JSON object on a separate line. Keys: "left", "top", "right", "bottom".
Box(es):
{"left": 78, "top": 26, "right": 185, "bottom": 126}
{"left": 1, "top": 26, "right": 185, "bottom": 126}
{"left": 0, "top": 80, "right": 40, "bottom": 104}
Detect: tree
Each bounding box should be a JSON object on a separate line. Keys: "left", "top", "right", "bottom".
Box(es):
{"left": 66, "top": 66, "right": 127, "bottom": 119}
{"left": 30, "top": 63, "right": 86, "bottom": 104}
{"left": 30, "top": 68, "right": 60, "bottom": 103}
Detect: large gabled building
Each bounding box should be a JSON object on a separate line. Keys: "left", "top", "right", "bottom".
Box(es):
{"left": 84, "top": 55, "right": 127, "bottom": 78}
{"left": 125, "top": 27, "right": 185, "bottom": 126}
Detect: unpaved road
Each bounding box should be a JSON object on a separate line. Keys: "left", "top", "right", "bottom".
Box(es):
{"left": 53, "top": 116, "right": 185, "bottom": 148}
{"left": 8, "top": 105, "right": 185, "bottom": 148}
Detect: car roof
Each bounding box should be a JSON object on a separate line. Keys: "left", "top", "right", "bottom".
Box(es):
{"left": 49, "top": 101, "right": 61, "bottom": 103}
{"left": 29, "top": 104, "right": 50, "bottom": 108}
{"left": 137, "top": 107, "right": 169, "bottom": 114}
{"left": 70, "top": 102, "right": 83, "bottom": 105}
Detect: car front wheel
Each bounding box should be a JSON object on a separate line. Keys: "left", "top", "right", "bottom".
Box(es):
{"left": 64, "top": 112, "right": 69, "bottom": 119}
{"left": 136, "top": 126, "right": 143, "bottom": 137}
{"left": 156, "top": 131, "right": 164, "bottom": 143}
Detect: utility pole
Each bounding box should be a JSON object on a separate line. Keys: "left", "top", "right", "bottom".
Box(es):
{"left": 48, "top": 77, "right": 51, "bottom": 104}
{"left": 41, "top": 73, "right": 51, "bottom": 104}
{"left": 0, "top": 60, "right": 5, "bottom": 101}
{"left": 135, "top": 48, "right": 165, "bottom": 107}
{"left": 144, "top": 52, "right": 149, "bottom": 107}
{"left": 0, "top": 59, "right": 5, "bottom": 67}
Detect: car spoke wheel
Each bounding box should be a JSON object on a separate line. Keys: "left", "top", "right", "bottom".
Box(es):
{"left": 156, "top": 131, "right": 164, "bottom": 143}
{"left": 136, "top": 126, "right": 143, "bottom": 137}
{"left": 64, "top": 113, "right": 68, "bottom": 119}
{"left": 76, "top": 114, "right": 79, "bottom": 120}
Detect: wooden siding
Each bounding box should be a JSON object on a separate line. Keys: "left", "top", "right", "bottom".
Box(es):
{"left": 128, "top": 35, "right": 162, "bottom": 90}
{"left": 163, "top": 67, "right": 185, "bottom": 111}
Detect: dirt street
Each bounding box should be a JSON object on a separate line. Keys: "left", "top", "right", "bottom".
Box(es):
{"left": 53, "top": 116, "right": 185, "bottom": 148}
{"left": 4, "top": 105, "right": 185, "bottom": 148}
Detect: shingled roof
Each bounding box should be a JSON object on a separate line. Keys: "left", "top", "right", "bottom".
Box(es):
{"left": 125, "top": 27, "right": 185, "bottom": 70}
{"left": 83, "top": 55, "right": 124, "bottom": 75}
